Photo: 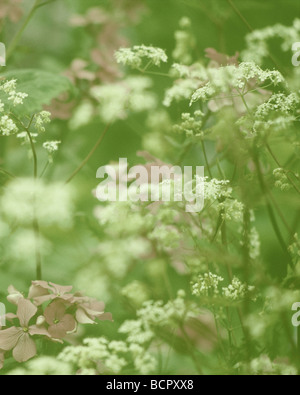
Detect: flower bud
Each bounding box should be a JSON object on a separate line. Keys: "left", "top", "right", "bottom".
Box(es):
{"left": 7, "top": 294, "right": 23, "bottom": 305}
{"left": 36, "top": 315, "right": 46, "bottom": 327}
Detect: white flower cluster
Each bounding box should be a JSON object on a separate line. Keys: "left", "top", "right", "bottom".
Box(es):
{"left": 255, "top": 93, "right": 299, "bottom": 119}
{"left": 163, "top": 61, "right": 208, "bottom": 107}
{"left": 190, "top": 63, "right": 284, "bottom": 104}
{"left": 149, "top": 224, "right": 181, "bottom": 250}
{"left": 0, "top": 115, "right": 18, "bottom": 136}
{"left": 91, "top": 76, "right": 157, "bottom": 122}
{"left": 1, "top": 178, "right": 73, "bottom": 229}
{"left": 0, "top": 79, "right": 28, "bottom": 106}
{"left": 251, "top": 93, "right": 299, "bottom": 134}
{"left": 0, "top": 79, "right": 28, "bottom": 136}
{"left": 192, "top": 273, "right": 255, "bottom": 302}
{"left": 95, "top": 201, "right": 153, "bottom": 237}
{"left": 43, "top": 140, "right": 61, "bottom": 153}
{"left": 273, "top": 168, "right": 292, "bottom": 191}
{"left": 59, "top": 337, "right": 157, "bottom": 375}
{"left": 218, "top": 199, "right": 245, "bottom": 222}
{"left": 96, "top": 238, "right": 151, "bottom": 279}
{"left": 172, "top": 17, "right": 195, "bottom": 65}
{"left": 33, "top": 111, "right": 51, "bottom": 133}
{"left": 203, "top": 178, "right": 232, "bottom": 201}
{"left": 191, "top": 273, "right": 224, "bottom": 298}
{"left": 42, "top": 140, "right": 61, "bottom": 164}
{"left": 121, "top": 281, "right": 149, "bottom": 307}
{"left": 289, "top": 234, "right": 300, "bottom": 266}
{"left": 237, "top": 355, "right": 297, "bottom": 376}
{"left": 222, "top": 277, "right": 255, "bottom": 301}
{"left": 173, "top": 111, "right": 204, "bottom": 137}
{"left": 248, "top": 227, "right": 261, "bottom": 260}
{"left": 115, "top": 45, "right": 168, "bottom": 69}
{"left": 242, "top": 19, "right": 300, "bottom": 64}
{"left": 164, "top": 78, "right": 198, "bottom": 107}
{"left": 120, "top": 291, "right": 199, "bottom": 345}
{"left": 7, "top": 357, "right": 72, "bottom": 376}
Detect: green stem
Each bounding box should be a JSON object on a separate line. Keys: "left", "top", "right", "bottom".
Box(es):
{"left": 25, "top": 117, "right": 42, "bottom": 280}
{"left": 253, "top": 150, "right": 294, "bottom": 270}
{"left": 201, "top": 139, "right": 213, "bottom": 179}
{"left": 25, "top": 129, "right": 38, "bottom": 179}
{"left": 66, "top": 123, "right": 111, "bottom": 184}
{"left": 0, "top": 168, "right": 15, "bottom": 179}
{"left": 226, "top": 0, "right": 284, "bottom": 74}
{"left": 180, "top": 325, "right": 203, "bottom": 375}
{"left": 226, "top": 0, "right": 253, "bottom": 33}
{"left": 7, "top": 0, "right": 42, "bottom": 60}
{"left": 40, "top": 161, "right": 50, "bottom": 178}
{"left": 33, "top": 216, "right": 42, "bottom": 280}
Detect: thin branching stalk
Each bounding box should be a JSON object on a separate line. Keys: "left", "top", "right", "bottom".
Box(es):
{"left": 7, "top": 0, "right": 43, "bottom": 60}
{"left": 24, "top": 116, "right": 43, "bottom": 280}
{"left": 66, "top": 124, "right": 111, "bottom": 184}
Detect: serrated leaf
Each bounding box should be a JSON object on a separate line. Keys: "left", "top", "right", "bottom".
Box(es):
{"left": 0, "top": 69, "right": 73, "bottom": 116}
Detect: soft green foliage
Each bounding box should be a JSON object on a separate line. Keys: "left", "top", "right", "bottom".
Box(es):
{"left": 0, "top": 0, "right": 300, "bottom": 377}
{"left": 1, "top": 70, "right": 73, "bottom": 116}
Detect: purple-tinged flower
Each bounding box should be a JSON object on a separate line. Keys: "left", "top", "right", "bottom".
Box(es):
{"left": 0, "top": 299, "right": 49, "bottom": 363}
{"left": 29, "top": 281, "right": 74, "bottom": 306}
{"left": 44, "top": 301, "right": 76, "bottom": 339}
{"left": 7, "top": 285, "right": 24, "bottom": 305}
{"left": 74, "top": 298, "right": 113, "bottom": 324}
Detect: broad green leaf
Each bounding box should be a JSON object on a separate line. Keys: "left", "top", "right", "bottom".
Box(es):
{"left": 0, "top": 69, "right": 73, "bottom": 116}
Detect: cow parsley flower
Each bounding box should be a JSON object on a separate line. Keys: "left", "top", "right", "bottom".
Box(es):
{"left": 190, "top": 63, "right": 284, "bottom": 104}
{"left": 149, "top": 225, "right": 181, "bottom": 250}
{"left": 191, "top": 273, "right": 224, "bottom": 298}
{"left": 43, "top": 141, "right": 61, "bottom": 154}
{"left": 115, "top": 45, "right": 168, "bottom": 69}
{"left": 7, "top": 357, "right": 72, "bottom": 376}
{"left": 0, "top": 79, "right": 28, "bottom": 106}
{"left": 222, "top": 277, "right": 255, "bottom": 301}
{"left": 91, "top": 76, "right": 157, "bottom": 122}
{"left": 238, "top": 355, "right": 298, "bottom": 376}
{"left": 16, "top": 131, "right": 38, "bottom": 144}
{"left": 255, "top": 93, "right": 299, "bottom": 120}
{"left": 0, "top": 115, "right": 18, "bottom": 136}
{"left": 43, "top": 141, "right": 61, "bottom": 163}
{"left": 33, "top": 111, "right": 51, "bottom": 133}
{"left": 173, "top": 17, "right": 196, "bottom": 65}
{"left": 59, "top": 336, "right": 157, "bottom": 375}
{"left": 173, "top": 111, "right": 205, "bottom": 137}
{"left": 164, "top": 78, "right": 198, "bottom": 107}
{"left": 273, "top": 168, "right": 291, "bottom": 191}
{"left": 242, "top": 19, "right": 300, "bottom": 64}
{"left": 1, "top": 178, "right": 73, "bottom": 228}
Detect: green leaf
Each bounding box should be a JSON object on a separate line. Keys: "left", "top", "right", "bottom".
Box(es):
{"left": 0, "top": 69, "right": 73, "bottom": 116}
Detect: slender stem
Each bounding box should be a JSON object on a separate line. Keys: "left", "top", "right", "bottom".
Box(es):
{"left": 226, "top": 0, "right": 284, "bottom": 74}
{"left": 25, "top": 129, "right": 38, "bottom": 179}
{"left": 0, "top": 168, "right": 15, "bottom": 179}
{"left": 33, "top": 216, "right": 42, "bottom": 280}
{"left": 226, "top": 0, "right": 253, "bottom": 33}
{"left": 253, "top": 150, "right": 294, "bottom": 270}
{"left": 180, "top": 325, "right": 203, "bottom": 375}
{"left": 201, "top": 140, "right": 213, "bottom": 179}
{"left": 65, "top": 124, "right": 111, "bottom": 184}
{"left": 40, "top": 161, "right": 50, "bottom": 178}
{"left": 25, "top": 116, "right": 43, "bottom": 280}
{"left": 35, "top": 0, "right": 58, "bottom": 9}
{"left": 7, "top": 0, "right": 42, "bottom": 60}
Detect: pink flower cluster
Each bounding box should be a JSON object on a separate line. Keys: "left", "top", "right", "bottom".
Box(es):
{"left": 0, "top": 281, "right": 112, "bottom": 368}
